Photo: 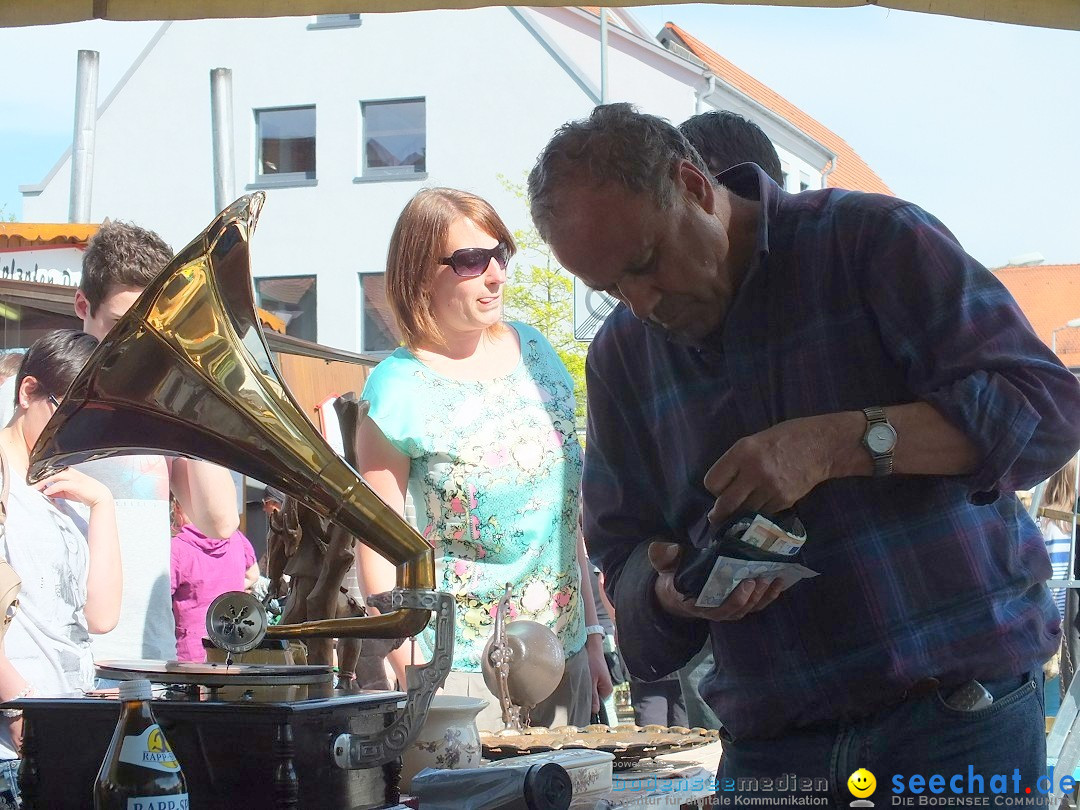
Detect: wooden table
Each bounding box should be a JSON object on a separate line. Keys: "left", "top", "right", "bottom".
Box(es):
{"left": 574, "top": 741, "right": 724, "bottom": 809}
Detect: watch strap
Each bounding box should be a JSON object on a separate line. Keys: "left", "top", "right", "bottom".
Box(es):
{"left": 584, "top": 624, "right": 606, "bottom": 637}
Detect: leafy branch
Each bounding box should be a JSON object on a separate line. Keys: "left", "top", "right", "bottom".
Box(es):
{"left": 499, "top": 173, "right": 587, "bottom": 424}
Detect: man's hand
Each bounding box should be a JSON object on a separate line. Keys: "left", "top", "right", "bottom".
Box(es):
{"left": 650, "top": 541, "right": 784, "bottom": 622}
{"left": 585, "top": 634, "right": 614, "bottom": 715}
{"left": 704, "top": 413, "right": 854, "bottom": 525}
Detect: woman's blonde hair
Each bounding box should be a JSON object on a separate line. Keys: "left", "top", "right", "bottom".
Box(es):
{"left": 1042, "top": 456, "right": 1079, "bottom": 534}
{"left": 385, "top": 188, "right": 516, "bottom": 351}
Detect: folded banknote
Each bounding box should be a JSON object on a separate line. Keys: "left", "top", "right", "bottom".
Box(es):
{"left": 694, "top": 556, "right": 819, "bottom": 608}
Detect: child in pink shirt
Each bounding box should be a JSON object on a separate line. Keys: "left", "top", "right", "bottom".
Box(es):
{"left": 170, "top": 501, "right": 259, "bottom": 662}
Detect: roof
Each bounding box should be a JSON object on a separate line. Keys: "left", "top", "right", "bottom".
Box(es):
{"left": 0, "top": 223, "right": 98, "bottom": 248}
{"left": 664, "top": 23, "right": 892, "bottom": 196}
{"left": 991, "top": 263, "right": 1080, "bottom": 368}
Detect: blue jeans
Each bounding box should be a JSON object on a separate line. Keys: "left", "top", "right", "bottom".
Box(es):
{"left": 0, "top": 759, "right": 20, "bottom": 809}
{"left": 718, "top": 672, "right": 1046, "bottom": 808}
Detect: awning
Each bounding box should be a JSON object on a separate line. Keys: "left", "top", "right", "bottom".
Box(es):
{"left": 0, "top": 223, "right": 98, "bottom": 245}
{"left": 2, "top": 0, "right": 1079, "bottom": 31}
{"left": 0, "top": 278, "right": 80, "bottom": 316}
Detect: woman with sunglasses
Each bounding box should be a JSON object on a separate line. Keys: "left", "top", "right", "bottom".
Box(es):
{"left": 357, "top": 188, "right": 611, "bottom": 731}
{"left": 0, "top": 330, "right": 122, "bottom": 795}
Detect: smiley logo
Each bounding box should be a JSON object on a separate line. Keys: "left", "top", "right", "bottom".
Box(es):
{"left": 848, "top": 768, "right": 876, "bottom": 798}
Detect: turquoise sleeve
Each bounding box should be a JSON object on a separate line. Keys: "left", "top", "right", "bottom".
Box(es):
{"left": 516, "top": 322, "right": 577, "bottom": 411}
{"left": 361, "top": 357, "right": 422, "bottom": 458}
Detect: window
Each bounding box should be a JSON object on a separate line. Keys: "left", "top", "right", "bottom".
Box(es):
{"left": 308, "top": 14, "right": 361, "bottom": 29}
{"left": 255, "top": 106, "right": 316, "bottom": 182}
{"left": 359, "top": 273, "right": 401, "bottom": 353}
{"left": 360, "top": 99, "right": 426, "bottom": 178}
{"left": 254, "top": 276, "right": 317, "bottom": 342}
{"left": 799, "top": 171, "right": 812, "bottom": 192}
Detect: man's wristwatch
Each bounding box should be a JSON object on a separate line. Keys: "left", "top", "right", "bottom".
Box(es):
{"left": 584, "top": 624, "right": 606, "bottom": 638}
{"left": 861, "top": 406, "right": 897, "bottom": 477}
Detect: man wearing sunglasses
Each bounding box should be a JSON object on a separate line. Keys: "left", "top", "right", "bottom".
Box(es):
{"left": 527, "top": 103, "right": 1080, "bottom": 799}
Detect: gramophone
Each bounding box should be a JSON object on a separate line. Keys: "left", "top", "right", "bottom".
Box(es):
{"left": 11, "top": 193, "right": 453, "bottom": 810}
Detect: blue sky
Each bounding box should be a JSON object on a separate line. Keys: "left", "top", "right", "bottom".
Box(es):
{"left": 1, "top": 7, "right": 1078, "bottom": 269}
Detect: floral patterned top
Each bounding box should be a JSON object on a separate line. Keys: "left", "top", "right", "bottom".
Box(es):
{"left": 362, "top": 322, "right": 585, "bottom": 671}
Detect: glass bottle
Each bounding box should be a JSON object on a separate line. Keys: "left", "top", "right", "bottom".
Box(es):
{"left": 94, "top": 678, "right": 190, "bottom": 810}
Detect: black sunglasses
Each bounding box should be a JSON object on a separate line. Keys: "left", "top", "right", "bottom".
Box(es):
{"left": 439, "top": 242, "right": 511, "bottom": 278}
{"left": 47, "top": 394, "right": 61, "bottom": 409}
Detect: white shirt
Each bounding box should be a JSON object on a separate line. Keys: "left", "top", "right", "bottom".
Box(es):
{"left": 77, "top": 455, "right": 176, "bottom": 662}
{"left": 0, "top": 476, "right": 93, "bottom": 759}
{"left": 0, "top": 377, "right": 16, "bottom": 429}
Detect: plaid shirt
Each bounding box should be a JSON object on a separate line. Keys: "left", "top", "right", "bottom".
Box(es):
{"left": 584, "top": 164, "right": 1080, "bottom": 740}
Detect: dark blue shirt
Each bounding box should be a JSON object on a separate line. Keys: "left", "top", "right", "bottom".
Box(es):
{"left": 584, "top": 165, "right": 1080, "bottom": 740}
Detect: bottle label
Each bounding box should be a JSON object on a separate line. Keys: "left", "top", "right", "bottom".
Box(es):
{"left": 118, "top": 725, "right": 183, "bottom": 773}
{"left": 126, "top": 795, "right": 189, "bottom": 810}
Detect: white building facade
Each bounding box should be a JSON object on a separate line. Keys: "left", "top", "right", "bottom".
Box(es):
{"left": 21, "top": 8, "right": 844, "bottom": 354}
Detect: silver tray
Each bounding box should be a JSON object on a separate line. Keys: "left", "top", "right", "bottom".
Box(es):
{"left": 481, "top": 724, "right": 720, "bottom": 766}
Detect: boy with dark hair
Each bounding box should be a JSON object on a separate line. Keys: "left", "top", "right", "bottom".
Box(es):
{"left": 74, "top": 221, "right": 173, "bottom": 339}
{"left": 73, "top": 221, "right": 240, "bottom": 663}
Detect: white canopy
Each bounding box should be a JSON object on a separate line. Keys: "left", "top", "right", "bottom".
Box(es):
{"left": 3, "top": 0, "right": 1079, "bottom": 31}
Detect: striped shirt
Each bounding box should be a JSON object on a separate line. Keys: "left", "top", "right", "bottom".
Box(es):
{"left": 1040, "top": 517, "right": 1072, "bottom": 621}
{"left": 584, "top": 164, "right": 1080, "bottom": 740}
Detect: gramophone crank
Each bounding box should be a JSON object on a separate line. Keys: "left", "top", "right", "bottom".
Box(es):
{"left": 11, "top": 194, "right": 455, "bottom": 810}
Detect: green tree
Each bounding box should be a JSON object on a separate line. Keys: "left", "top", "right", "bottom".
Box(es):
{"left": 499, "top": 174, "right": 587, "bottom": 425}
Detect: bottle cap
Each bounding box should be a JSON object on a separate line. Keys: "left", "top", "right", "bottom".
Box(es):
{"left": 118, "top": 679, "right": 153, "bottom": 702}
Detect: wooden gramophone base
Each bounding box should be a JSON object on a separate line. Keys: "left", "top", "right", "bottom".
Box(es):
{"left": 14, "top": 685, "right": 405, "bottom": 810}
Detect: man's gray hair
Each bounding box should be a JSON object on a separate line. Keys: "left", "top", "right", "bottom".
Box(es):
{"left": 527, "top": 103, "right": 709, "bottom": 241}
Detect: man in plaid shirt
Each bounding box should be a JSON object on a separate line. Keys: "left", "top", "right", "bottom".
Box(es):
{"left": 528, "top": 103, "right": 1080, "bottom": 803}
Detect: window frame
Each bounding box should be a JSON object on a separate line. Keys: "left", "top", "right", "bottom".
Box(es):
{"left": 253, "top": 274, "right": 319, "bottom": 343}
{"left": 307, "top": 13, "right": 362, "bottom": 30}
{"left": 357, "top": 97, "right": 427, "bottom": 183}
{"left": 250, "top": 105, "right": 318, "bottom": 189}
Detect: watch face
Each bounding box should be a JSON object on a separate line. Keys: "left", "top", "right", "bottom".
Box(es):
{"left": 866, "top": 423, "right": 897, "bottom": 454}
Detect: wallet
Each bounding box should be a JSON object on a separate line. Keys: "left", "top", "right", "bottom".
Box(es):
{"left": 673, "top": 511, "right": 805, "bottom": 598}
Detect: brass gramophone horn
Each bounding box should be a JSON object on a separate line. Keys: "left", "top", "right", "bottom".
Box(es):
{"left": 28, "top": 193, "right": 434, "bottom": 642}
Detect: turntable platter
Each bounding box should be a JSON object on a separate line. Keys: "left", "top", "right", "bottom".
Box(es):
{"left": 97, "top": 659, "right": 334, "bottom": 686}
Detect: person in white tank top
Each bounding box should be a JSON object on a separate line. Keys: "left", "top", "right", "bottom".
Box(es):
{"left": 0, "top": 330, "right": 122, "bottom": 768}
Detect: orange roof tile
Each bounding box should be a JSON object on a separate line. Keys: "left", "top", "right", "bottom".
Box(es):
{"left": 665, "top": 23, "right": 892, "bottom": 196}
{"left": 991, "top": 263, "right": 1080, "bottom": 368}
